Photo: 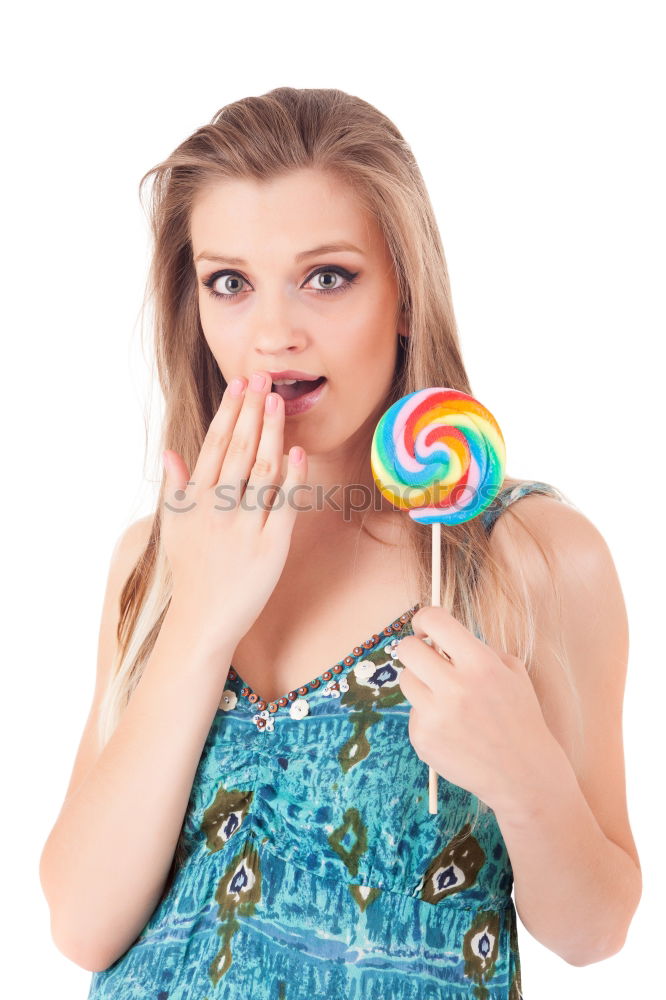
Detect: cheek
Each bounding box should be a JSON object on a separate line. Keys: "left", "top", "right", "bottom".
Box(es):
{"left": 332, "top": 328, "right": 394, "bottom": 403}
{"left": 198, "top": 296, "right": 234, "bottom": 350}
{"left": 345, "top": 284, "right": 393, "bottom": 329}
{"left": 334, "top": 293, "right": 396, "bottom": 362}
{"left": 198, "top": 291, "right": 222, "bottom": 333}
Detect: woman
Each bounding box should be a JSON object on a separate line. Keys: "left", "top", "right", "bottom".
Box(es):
{"left": 39, "top": 86, "right": 641, "bottom": 999}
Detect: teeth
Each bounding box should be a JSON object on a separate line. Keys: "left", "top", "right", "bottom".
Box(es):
{"left": 272, "top": 378, "right": 298, "bottom": 385}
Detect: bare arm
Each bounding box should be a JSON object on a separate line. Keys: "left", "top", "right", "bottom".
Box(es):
{"left": 489, "top": 498, "right": 642, "bottom": 963}
{"left": 39, "top": 521, "right": 235, "bottom": 972}
{"left": 40, "top": 372, "right": 307, "bottom": 972}
{"left": 397, "top": 496, "right": 641, "bottom": 965}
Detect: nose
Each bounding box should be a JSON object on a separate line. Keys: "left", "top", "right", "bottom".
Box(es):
{"left": 250, "top": 297, "right": 307, "bottom": 357}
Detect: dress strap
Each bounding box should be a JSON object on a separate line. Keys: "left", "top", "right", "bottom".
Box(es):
{"left": 480, "top": 480, "right": 568, "bottom": 535}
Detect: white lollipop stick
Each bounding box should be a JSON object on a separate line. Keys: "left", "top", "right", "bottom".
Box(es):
{"left": 422, "top": 521, "right": 454, "bottom": 813}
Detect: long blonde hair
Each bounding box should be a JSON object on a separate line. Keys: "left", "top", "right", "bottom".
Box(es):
{"left": 98, "top": 87, "right": 583, "bottom": 839}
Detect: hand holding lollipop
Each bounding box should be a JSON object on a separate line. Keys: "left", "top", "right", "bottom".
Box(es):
{"left": 371, "top": 387, "right": 506, "bottom": 812}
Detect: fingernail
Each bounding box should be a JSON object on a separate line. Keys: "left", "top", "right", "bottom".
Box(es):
{"left": 265, "top": 393, "right": 278, "bottom": 414}
{"left": 230, "top": 377, "right": 245, "bottom": 397}
{"left": 250, "top": 372, "right": 266, "bottom": 391}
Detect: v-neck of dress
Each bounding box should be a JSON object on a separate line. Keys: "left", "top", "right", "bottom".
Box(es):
{"left": 223, "top": 601, "right": 422, "bottom": 717}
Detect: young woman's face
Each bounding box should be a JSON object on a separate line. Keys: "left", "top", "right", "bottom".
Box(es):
{"left": 190, "top": 168, "right": 404, "bottom": 463}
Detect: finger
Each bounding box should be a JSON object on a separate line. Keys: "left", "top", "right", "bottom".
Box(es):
{"left": 189, "top": 376, "right": 249, "bottom": 491}
{"left": 217, "top": 370, "right": 273, "bottom": 512}
{"left": 263, "top": 442, "right": 309, "bottom": 541}
{"left": 410, "top": 605, "right": 487, "bottom": 669}
{"left": 422, "top": 635, "right": 455, "bottom": 665}
{"left": 394, "top": 634, "right": 453, "bottom": 693}
{"left": 495, "top": 650, "right": 528, "bottom": 673}
{"left": 242, "top": 390, "right": 288, "bottom": 527}
{"left": 397, "top": 660, "right": 433, "bottom": 707}
{"left": 162, "top": 450, "right": 200, "bottom": 521}
{"left": 162, "top": 450, "right": 193, "bottom": 503}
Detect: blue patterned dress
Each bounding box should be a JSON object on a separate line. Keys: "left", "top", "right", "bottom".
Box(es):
{"left": 87, "top": 480, "right": 566, "bottom": 1000}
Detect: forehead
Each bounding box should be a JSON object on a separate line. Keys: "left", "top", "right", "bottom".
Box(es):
{"left": 190, "top": 168, "right": 385, "bottom": 259}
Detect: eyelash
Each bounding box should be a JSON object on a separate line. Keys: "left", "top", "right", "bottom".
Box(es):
{"left": 202, "top": 265, "right": 359, "bottom": 302}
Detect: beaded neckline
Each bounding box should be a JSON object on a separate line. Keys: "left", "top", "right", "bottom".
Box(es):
{"left": 217, "top": 602, "right": 422, "bottom": 729}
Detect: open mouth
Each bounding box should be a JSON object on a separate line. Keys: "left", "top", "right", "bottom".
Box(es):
{"left": 271, "top": 376, "right": 327, "bottom": 401}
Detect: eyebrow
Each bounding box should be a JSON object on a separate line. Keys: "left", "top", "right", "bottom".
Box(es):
{"left": 194, "top": 241, "right": 365, "bottom": 265}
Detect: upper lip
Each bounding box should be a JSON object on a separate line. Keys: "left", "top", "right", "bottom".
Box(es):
{"left": 267, "top": 370, "right": 325, "bottom": 381}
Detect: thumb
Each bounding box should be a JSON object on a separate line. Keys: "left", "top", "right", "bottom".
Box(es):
{"left": 162, "top": 449, "right": 191, "bottom": 493}
{"left": 495, "top": 650, "right": 528, "bottom": 672}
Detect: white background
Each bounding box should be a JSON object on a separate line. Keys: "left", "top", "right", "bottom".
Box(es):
{"left": 2, "top": 1, "right": 662, "bottom": 996}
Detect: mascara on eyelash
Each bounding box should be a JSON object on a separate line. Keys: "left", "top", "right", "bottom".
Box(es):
{"left": 202, "top": 265, "right": 360, "bottom": 301}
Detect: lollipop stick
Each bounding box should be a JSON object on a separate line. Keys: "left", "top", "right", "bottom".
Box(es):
{"left": 427, "top": 522, "right": 440, "bottom": 813}
{"left": 422, "top": 521, "right": 455, "bottom": 812}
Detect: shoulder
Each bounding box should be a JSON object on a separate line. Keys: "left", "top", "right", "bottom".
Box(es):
{"left": 99, "top": 514, "right": 155, "bottom": 645}
{"left": 114, "top": 512, "right": 154, "bottom": 551}
{"left": 487, "top": 487, "right": 614, "bottom": 600}
{"left": 484, "top": 484, "right": 629, "bottom": 729}
{"left": 487, "top": 488, "right": 631, "bottom": 767}
{"left": 97, "top": 514, "right": 155, "bottom": 696}
{"left": 108, "top": 513, "right": 155, "bottom": 587}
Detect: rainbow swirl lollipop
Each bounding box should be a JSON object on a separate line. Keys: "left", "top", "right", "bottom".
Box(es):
{"left": 371, "top": 388, "right": 506, "bottom": 525}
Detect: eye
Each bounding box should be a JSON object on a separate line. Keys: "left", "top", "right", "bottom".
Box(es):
{"left": 305, "top": 267, "right": 359, "bottom": 296}
{"left": 203, "top": 272, "right": 248, "bottom": 299}
{"left": 201, "top": 265, "right": 359, "bottom": 302}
